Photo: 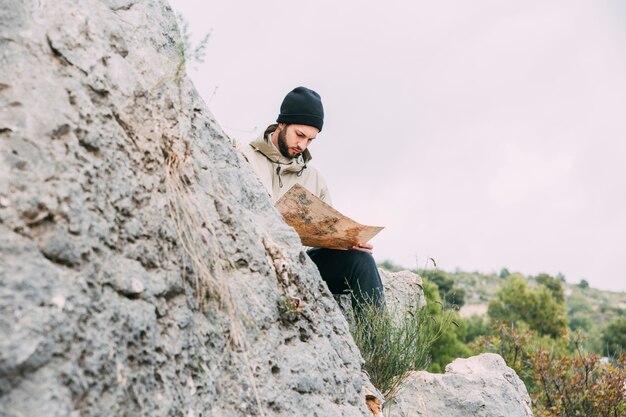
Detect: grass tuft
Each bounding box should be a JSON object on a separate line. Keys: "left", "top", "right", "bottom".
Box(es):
{"left": 350, "top": 297, "right": 453, "bottom": 401}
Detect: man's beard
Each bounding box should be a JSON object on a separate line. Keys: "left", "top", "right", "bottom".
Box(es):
{"left": 277, "top": 127, "right": 292, "bottom": 158}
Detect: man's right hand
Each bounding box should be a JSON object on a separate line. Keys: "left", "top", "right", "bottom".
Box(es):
{"left": 352, "top": 242, "right": 373, "bottom": 254}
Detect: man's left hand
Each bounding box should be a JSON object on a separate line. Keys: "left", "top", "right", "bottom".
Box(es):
{"left": 352, "top": 242, "right": 373, "bottom": 254}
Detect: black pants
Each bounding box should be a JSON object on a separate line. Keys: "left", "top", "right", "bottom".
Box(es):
{"left": 307, "top": 248, "right": 385, "bottom": 310}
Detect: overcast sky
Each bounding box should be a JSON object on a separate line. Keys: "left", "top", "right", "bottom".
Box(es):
{"left": 170, "top": 0, "right": 626, "bottom": 292}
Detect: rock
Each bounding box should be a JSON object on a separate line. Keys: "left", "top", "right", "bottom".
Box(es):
{"left": 379, "top": 269, "right": 426, "bottom": 313}
{"left": 0, "top": 0, "right": 370, "bottom": 415}
{"left": 388, "top": 353, "right": 534, "bottom": 417}
{"left": 335, "top": 269, "right": 426, "bottom": 321}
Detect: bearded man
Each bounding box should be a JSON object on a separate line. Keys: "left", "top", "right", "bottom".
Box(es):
{"left": 241, "top": 87, "right": 384, "bottom": 310}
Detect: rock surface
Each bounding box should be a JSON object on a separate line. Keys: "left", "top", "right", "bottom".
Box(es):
{"left": 0, "top": 0, "right": 369, "bottom": 416}
{"left": 0, "top": 1, "right": 536, "bottom": 417}
{"left": 335, "top": 269, "right": 426, "bottom": 320}
{"left": 380, "top": 269, "right": 426, "bottom": 313}
{"left": 388, "top": 353, "right": 534, "bottom": 417}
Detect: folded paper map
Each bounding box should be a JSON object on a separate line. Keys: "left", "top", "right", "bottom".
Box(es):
{"left": 276, "top": 184, "right": 384, "bottom": 250}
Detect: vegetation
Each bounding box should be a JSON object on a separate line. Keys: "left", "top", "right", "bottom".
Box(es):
{"left": 531, "top": 342, "right": 625, "bottom": 417}
{"left": 602, "top": 316, "right": 626, "bottom": 357}
{"left": 420, "top": 278, "right": 471, "bottom": 372}
{"left": 175, "top": 12, "right": 211, "bottom": 67}
{"left": 474, "top": 325, "right": 625, "bottom": 417}
{"left": 349, "top": 294, "right": 453, "bottom": 401}
{"left": 173, "top": 12, "right": 211, "bottom": 96}
{"left": 376, "top": 261, "right": 626, "bottom": 414}
{"left": 488, "top": 274, "right": 568, "bottom": 338}
{"left": 420, "top": 269, "right": 466, "bottom": 308}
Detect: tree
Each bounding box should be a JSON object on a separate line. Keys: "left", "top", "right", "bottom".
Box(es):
{"left": 602, "top": 316, "right": 626, "bottom": 357}
{"left": 499, "top": 268, "right": 511, "bottom": 279}
{"left": 567, "top": 294, "right": 593, "bottom": 333}
{"left": 488, "top": 275, "right": 568, "bottom": 339}
{"left": 421, "top": 269, "right": 465, "bottom": 308}
{"left": 464, "top": 314, "right": 492, "bottom": 344}
{"left": 535, "top": 273, "right": 565, "bottom": 304}
{"left": 378, "top": 259, "right": 403, "bottom": 272}
{"left": 577, "top": 279, "right": 589, "bottom": 289}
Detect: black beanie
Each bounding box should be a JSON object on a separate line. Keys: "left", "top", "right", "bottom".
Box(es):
{"left": 276, "top": 87, "right": 324, "bottom": 132}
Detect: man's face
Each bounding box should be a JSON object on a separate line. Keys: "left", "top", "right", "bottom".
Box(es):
{"left": 275, "top": 124, "right": 319, "bottom": 158}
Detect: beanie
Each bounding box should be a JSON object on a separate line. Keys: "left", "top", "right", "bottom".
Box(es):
{"left": 276, "top": 87, "right": 324, "bottom": 132}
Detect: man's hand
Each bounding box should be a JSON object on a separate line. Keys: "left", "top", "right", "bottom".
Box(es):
{"left": 352, "top": 242, "right": 374, "bottom": 254}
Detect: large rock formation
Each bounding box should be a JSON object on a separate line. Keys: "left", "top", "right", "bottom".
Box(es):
{"left": 0, "top": 0, "right": 369, "bottom": 415}
{"left": 0, "top": 1, "right": 536, "bottom": 417}
{"left": 389, "top": 354, "right": 534, "bottom": 417}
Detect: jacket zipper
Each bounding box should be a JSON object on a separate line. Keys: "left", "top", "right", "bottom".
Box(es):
{"left": 276, "top": 166, "right": 283, "bottom": 188}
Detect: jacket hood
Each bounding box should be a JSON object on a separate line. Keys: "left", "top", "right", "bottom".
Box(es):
{"left": 249, "top": 124, "right": 312, "bottom": 174}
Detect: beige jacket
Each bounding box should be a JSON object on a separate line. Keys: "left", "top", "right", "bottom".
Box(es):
{"left": 241, "top": 124, "right": 332, "bottom": 205}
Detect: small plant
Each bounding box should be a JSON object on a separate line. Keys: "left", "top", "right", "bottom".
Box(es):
{"left": 278, "top": 295, "right": 304, "bottom": 322}
{"left": 175, "top": 12, "right": 211, "bottom": 68}
{"left": 349, "top": 297, "right": 453, "bottom": 401}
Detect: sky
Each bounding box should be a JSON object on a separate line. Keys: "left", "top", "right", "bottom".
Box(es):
{"left": 170, "top": 0, "right": 626, "bottom": 292}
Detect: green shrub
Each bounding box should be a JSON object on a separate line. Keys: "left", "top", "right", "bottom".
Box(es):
{"left": 488, "top": 274, "right": 568, "bottom": 338}
{"left": 349, "top": 296, "right": 452, "bottom": 400}
{"left": 464, "top": 314, "right": 492, "bottom": 344}
{"left": 422, "top": 279, "right": 471, "bottom": 372}
{"left": 602, "top": 316, "right": 626, "bottom": 357}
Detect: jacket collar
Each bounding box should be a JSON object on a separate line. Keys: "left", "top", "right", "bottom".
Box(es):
{"left": 249, "top": 124, "right": 312, "bottom": 173}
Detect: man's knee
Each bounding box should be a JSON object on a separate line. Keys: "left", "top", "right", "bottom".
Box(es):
{"left": 345, "top": 250, "right": 377, "bottom": 271}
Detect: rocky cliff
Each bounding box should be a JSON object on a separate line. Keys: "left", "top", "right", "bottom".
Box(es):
{"left": 0, "top": 0, "right": 368, "bottom": 415}
{"left": 0, "top": 1, "right": 534, "bottom": 417}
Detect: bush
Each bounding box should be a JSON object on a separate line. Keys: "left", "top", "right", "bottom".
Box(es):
{"left": 378, "top": 259, "right": 403, "bottom": 272}
{"left": 474, "top": 325, "right": 626, "bottom": 417}
{"left": 488, "top": 274, "right": 568, "bottom": 338}
{"left": 421, "top": 269, "right": 466, "bottom": 308}
{"left": 349, "top": 295, "right": 452, "bottom": 400}
{"left": 602, "top": 316, "right": 626, "bottom": 357}
{"left": 531, "top": 336, "right": 626, "bottom": 417}
{"left": 421, "top": 279, "right": 471, "bottom": 372}
{"left": 464, "top": 314, "right": 492, "bottom": 344}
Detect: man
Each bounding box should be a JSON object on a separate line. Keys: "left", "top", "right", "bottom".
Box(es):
{"left": 242, "top": 86, "right": 384, "bottom": 310}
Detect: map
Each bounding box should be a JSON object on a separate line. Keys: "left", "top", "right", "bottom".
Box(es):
{"left": 275, "top": 184, "right": 384, "bottom": 250}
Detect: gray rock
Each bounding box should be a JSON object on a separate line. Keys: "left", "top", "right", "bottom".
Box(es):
{"left": 0, "top": 0, "right": 369, "bottom": 415}
{"left": 335, "top": 269, "right": 426, "bottom": 324}
{"left": 388, "top": 353, "right": 534, "bottom": 417}
{"left": 380, "top": 269, "right": 426, "bottom": 313}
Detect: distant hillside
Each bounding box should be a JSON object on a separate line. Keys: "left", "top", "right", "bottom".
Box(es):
{"left": 378, "top": 261, "right": 626, "bottom": 355}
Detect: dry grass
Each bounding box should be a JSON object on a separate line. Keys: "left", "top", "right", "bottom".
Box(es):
{"left": 163, "top": 146, "right": 266, "bottom": 415}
